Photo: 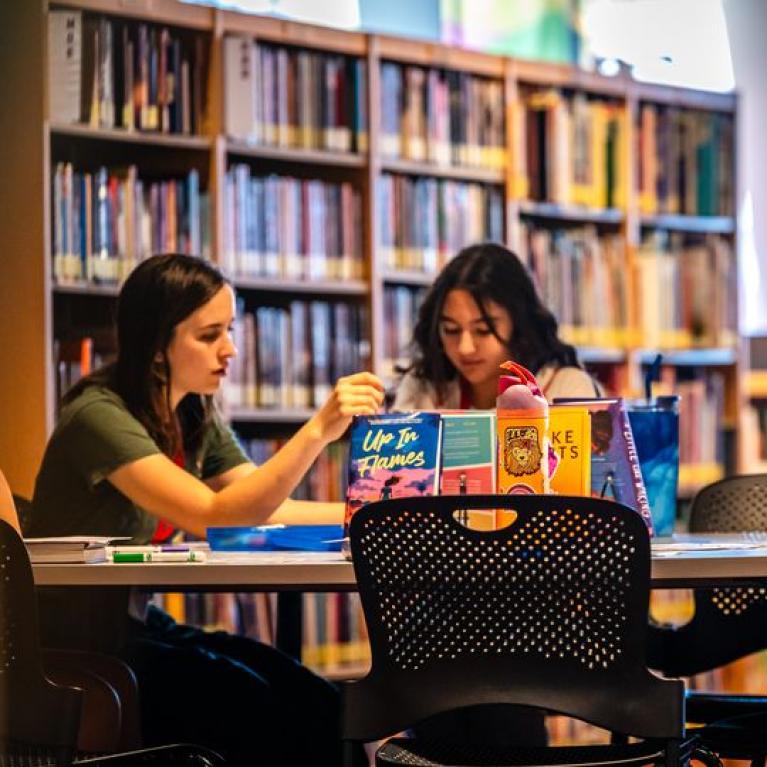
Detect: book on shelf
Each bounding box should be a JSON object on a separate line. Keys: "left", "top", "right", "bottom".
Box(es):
{"left": 512, "top": 88, "right": 626, "bottom": 210}
{"left": 222, "top": 299, "right": 368, "bottom": 411}
{"left": 222, "top": 167, "right": 363, "bottom": 281}
{"left": 676, "top": 373, "right": 726, "bottom": 479}
{"left": 52, "top": 163, "right": 207, "bottom": 285}
{"left": 48, "top": 9, "right": 207, "bottom": 134}
{"left": 382, "top": 285, "right": 426, "bottom": 379}
{"left": 379, "top": 62, "right": 505, "bottom": 170}
{"left": 377, "top": 174, "right": 504, "bottom": 273}
{"left": 236, "top": 436, "right": 348, "bottom": 503}
{"left": 54, "top": 334, "right": 116, "bottom": 403}
{"left": 223, "top": 35, "right": 367, "bottom": 152}
{"left": 638, "top": 104, "right": 734, "bottom": 217}
{"left": 24, "top": 535, "right": 124, "bottom": 564}
{"left": 635, "top": 231, "right": 737, "bottom": 350}
{"left": 517, "top": 223, "right": 631, "bottom": 348}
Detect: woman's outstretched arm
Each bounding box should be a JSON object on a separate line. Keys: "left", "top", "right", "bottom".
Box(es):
{"left": 108, "top": 372, "right": 384, "bottom": 537}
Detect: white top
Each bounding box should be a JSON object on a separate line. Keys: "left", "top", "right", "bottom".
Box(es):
{"left": 392, "top": 364, "right": 600, "bottom": 411}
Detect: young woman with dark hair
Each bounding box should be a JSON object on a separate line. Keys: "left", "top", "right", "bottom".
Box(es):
{"left": 29, "top": 253, "right": 383, "bottom": 767}
{"left": 394, "top": 242, "right": 599, "bottom": 410}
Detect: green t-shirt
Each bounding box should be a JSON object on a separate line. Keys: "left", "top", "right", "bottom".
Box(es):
{"left": 29, "top": 386, "right": 249, "bottom": 543}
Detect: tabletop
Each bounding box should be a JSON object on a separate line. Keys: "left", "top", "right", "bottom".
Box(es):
{"left": 31, "top": 536, "right": 767, "bottom": 590}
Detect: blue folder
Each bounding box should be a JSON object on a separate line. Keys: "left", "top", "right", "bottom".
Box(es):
{"left": 207, "top": 524, "right": 344, "bottom": 552}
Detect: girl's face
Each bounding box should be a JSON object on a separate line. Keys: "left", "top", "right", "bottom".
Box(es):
{"left": 438, "top": 289, "right": 512, "bottom": 390}
{"left": 165, "top": 285, "right": 237, "bottom": 407}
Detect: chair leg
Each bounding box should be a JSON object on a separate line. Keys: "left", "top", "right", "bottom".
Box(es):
{"left": 664, "top": 739, "right": 680, "bottom": 767}
{"left": 342, "top": 740, "right": 369, "bottom": 767}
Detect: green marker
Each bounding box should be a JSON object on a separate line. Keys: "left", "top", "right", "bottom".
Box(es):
{"left": 112, "top": 551, "right": 206, "bottom": 563}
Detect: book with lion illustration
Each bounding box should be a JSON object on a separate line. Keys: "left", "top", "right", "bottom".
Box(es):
{"left": 344, "top": 412, "right": 442, "bottom": 528}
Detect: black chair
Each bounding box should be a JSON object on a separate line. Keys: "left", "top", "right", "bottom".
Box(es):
{"left": 343, "top": 494, "right": 693, "bottom": 767}
{"left": 9, "top": 494, "right": 143, "bottom": 754}
{"left": 648, "top": 473, "right": 767, "bottom": 766}
{"left": 0, "top": 517, "right": 225, "bottom": 767}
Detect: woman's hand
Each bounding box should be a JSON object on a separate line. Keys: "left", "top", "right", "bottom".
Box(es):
{"left": 310, "top": 372, "right": 385, "bottom": 444}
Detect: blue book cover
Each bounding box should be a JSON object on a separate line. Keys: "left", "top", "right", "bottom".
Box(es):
{"left": 344, "top": 412, "right": 442, "bottom": 528}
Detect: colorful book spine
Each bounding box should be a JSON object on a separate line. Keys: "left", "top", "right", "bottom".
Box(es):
{"left": 553, "top": 397, "right": 653, "bottom": 533}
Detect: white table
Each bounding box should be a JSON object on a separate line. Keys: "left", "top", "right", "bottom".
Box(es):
{"left": 31, "top": 538, "right": 767, "bottom": 591}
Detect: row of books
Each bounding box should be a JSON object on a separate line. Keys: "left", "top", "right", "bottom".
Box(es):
{"left": 52, "top": 163, "right": 207, "bottom": 285}
{"left": 54, "top": 336, "right": 112, "bottom": 405}
{"left": 518, "top": 225, "right": 630, "bottom": 348}
{"left": 380, "top": 62, "right": 506, "bottom": 170}
{"left": 221, "top": 167, "right": 364, "bottom": 281}
{"left": 635, "top": 233, "right": 736, "bottom": 350}
{"left": 677, "top": 375, "right": 725, "bottom": 470}
{"left": 224, "top": 36, "right": 368, "bottom": 152}
{"left": 650, "top": 365, "right": 725, "bottom": 485}
{"left": 49, "top": 10, "right": 206, "bottom": 134}
{"left": 221, "top": 300, "right": 369, "bottom": 410}
{"left": 511, "top": 90, "right": 627, "bottom": 209}
{"left": 241, "top": 437, "right": 348, "bottom": 503}
{"left": 377, "top": 174, "right": 504, "bottom": 272}
{"left": 382, "top": 285, "right": 427, "bottom": 378}
{"left": 638, "top": 105, "right": 734, "bottom": 217}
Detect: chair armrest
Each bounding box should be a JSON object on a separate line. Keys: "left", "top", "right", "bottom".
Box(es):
{"left": 43, "top": 649, "right": 142, "bottom": 753}
{"left": 74, "top": 743, "right": 226, "bottom": 766}
{"left": 686, "top": 691, "right": 767, "bottom": 724}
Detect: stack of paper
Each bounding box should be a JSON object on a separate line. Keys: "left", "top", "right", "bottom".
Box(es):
{"left": 24, "top": 536, "right": 125, "bottom": 564}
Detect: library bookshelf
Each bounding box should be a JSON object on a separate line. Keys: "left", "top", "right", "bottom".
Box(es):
{"left": 0, "top": 5, "right": 741, "bottom": 508}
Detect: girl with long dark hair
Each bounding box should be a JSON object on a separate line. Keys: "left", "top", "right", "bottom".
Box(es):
{"left": 394, "top": 242, "right": 598, "bottom": 410}
{"left": 29, "top": 253, "right": 382, "bottom": 767}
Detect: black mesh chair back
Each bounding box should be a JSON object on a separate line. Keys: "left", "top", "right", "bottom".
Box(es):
{"left": 0, "top": 518, "right": 82, "bottom": 766}
{"left": 689, "top": 474, "right": 767, "bottom": 534}
{"left": 344, "top": 494, "right": 684, "bottom": 744}
{"left": 648, "top": 474, "right": 767, "bottom": 677}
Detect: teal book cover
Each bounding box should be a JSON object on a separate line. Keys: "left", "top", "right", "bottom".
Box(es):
{"left": 439, "top": 412, "right": 496, "bottom": 495}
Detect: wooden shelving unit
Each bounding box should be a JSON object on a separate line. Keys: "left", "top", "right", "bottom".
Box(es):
{"left": 232, "top": 277, "right": 368, "bottom": 296}
{"left": 380, "top": 158, "right": 504, "bottom": 184}
{"left": 639, "top": 213, "right": 736, "bottom": 235}
{"left": 517, "top": 200, "right": 624, "bottom": 225}
{"left": 50, "top": 122, "right": 214, "bottom": 149}
{"left": 0, "top": 0, "right": 742, "bottom": 497}
{"left": 225, "top": 141, "right": 366, "bottom": 168}
{"left": 226, "top": 407, "right": 316, "bottom": 424}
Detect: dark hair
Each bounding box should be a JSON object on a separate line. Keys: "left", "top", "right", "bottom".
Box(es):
{"left": 65, "top": 254, "right": 229, "bottom": 458}
{"left": 408, "top": 242, "right": 579, "bottom": 401}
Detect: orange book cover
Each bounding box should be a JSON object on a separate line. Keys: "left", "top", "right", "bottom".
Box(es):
{"left": 548, "top": 405, "right": 591, "bottom": 496}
